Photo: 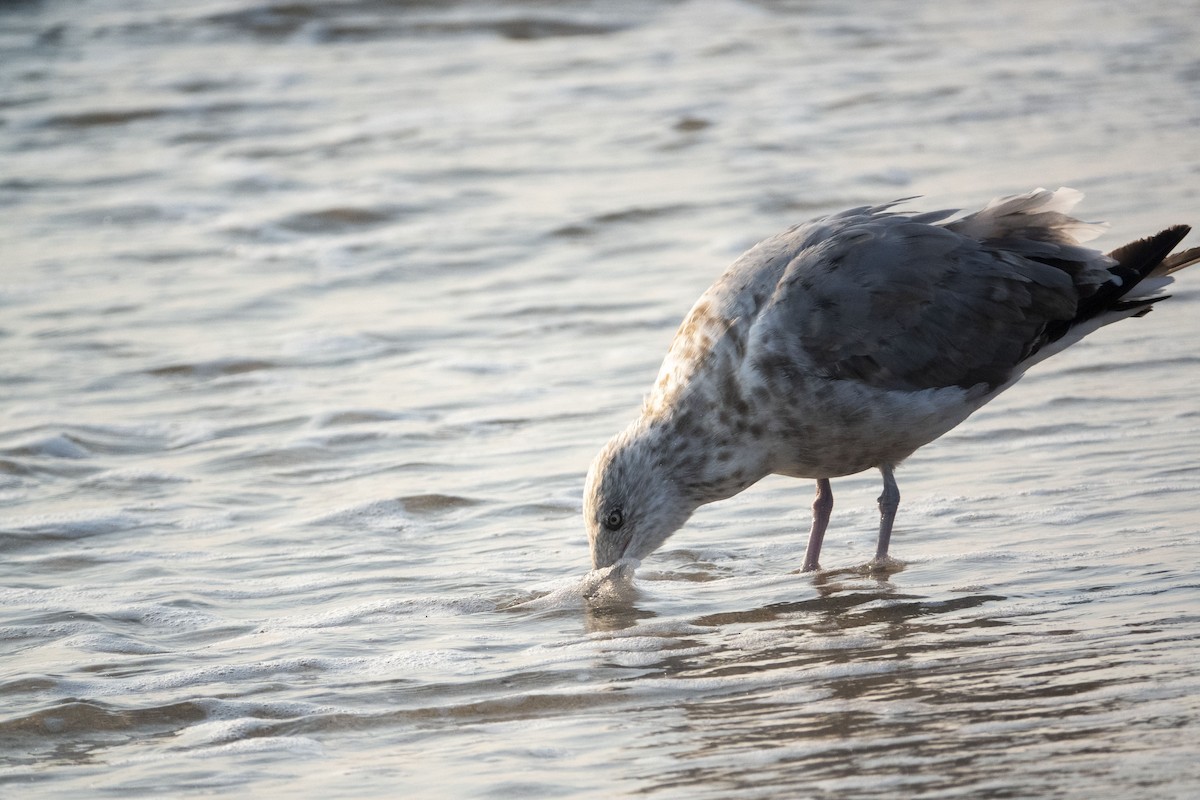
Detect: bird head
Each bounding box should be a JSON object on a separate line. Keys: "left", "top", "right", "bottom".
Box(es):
{"left": 583, "top": 424, "right": 695, "bottom": 569}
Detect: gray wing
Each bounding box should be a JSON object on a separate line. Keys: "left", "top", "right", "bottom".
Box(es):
{"left": 754, "top": 202, "right": 1110, "bottom": 392}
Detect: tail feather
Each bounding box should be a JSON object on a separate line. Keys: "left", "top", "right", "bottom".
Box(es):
{"left": 1159, "top": 244, "right": 1200, "bottom": 276}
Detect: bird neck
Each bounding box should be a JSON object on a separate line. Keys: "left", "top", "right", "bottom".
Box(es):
{"left": 634, "top": 397, "right": 769, "bottom": 508}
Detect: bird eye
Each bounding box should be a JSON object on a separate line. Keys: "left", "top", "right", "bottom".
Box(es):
{"left": 603, "top": 507, "right": 625, "bottom": 531}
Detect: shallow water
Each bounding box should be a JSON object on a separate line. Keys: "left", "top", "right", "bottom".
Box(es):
{"left": 3, "top": 0, "right": 1200, "bottom": 797}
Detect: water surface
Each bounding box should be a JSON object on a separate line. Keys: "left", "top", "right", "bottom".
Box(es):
{"left": 3, "top": 1, "right": 1200, "bottom": 797}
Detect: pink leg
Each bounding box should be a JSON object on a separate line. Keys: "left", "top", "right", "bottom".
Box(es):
{"left": 873, "top": 466, "right": 900, "bottom": 564}
{"left": 801, "top": 478, "right": 833, "bottom": 572}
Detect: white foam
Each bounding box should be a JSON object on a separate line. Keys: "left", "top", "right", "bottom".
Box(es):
{"left": 173, "top": 716, "right": 279, "bottom": 747}
{"left": 280, "top": 595, "right": 496, "bottom": 628}
{"left": 191, "top": 697, "right": 338, "bottom": 721}
{"left": 0, "top": 619, "right": 94, "bottom": 641}
{"left": 510, "top": 560, "right": 641, "bottom": 612}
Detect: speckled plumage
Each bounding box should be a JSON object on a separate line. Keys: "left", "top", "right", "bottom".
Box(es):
{"left": 585, "top": 188, "right": 1199, "bottom": 572}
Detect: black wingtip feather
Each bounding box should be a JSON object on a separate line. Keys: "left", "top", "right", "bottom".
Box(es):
{"left": 1106, "top": 225, "right": 1191, "bottom": 280}
{"left": 1043, "top": 228, "right": 1190, "bottom": 346}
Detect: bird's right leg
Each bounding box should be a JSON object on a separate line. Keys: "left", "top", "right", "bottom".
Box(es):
{"left": 801, "top": 478, "right": 833, "bottom": 572}
{"left": 869, "top": 465, "right": 902, "bottom": 571}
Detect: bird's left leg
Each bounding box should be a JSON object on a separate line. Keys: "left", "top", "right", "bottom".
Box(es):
{"left": 872, "top": 465, "right": 900, "bottom": 567}
{"left": 801, "top": 479, "right": 833, "bottom": 572}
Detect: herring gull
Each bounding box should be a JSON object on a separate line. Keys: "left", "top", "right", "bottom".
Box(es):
{"left": 584, "top": 188, "right": 1199, "bottom": 572}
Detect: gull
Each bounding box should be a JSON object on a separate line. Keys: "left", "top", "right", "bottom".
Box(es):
{"left": 584, "top": 188, "right": 1199, "bottom": 572}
